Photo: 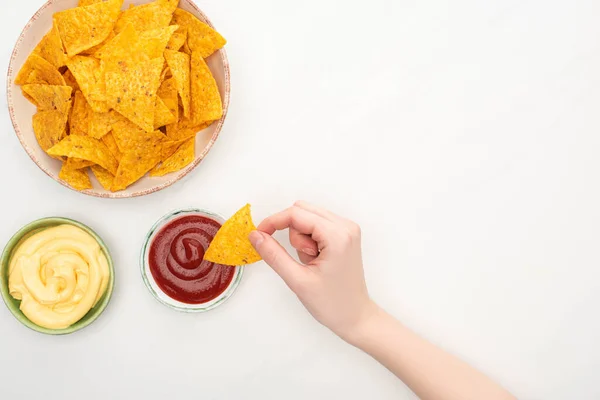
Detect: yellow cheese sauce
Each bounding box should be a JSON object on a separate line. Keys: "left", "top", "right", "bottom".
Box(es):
{"left": 8, "top": 224, "right": 110, "bottom": 330}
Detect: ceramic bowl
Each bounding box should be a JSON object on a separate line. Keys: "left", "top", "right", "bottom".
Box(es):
{"left": 6, "top": 0, "right": 230, "bottom": 198}
{"left": 0, "top": 217, "right": 115, "bottom": 335}
{"left": 140, "top": 208, "right": 244, "bottom": 312}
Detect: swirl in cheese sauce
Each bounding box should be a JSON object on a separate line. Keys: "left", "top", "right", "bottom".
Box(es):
{"left": 8, "top": 224, "right": 110, "bottom": 330}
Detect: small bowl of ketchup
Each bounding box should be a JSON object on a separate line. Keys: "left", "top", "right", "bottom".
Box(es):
{"left": 140, "top": 209, "right": 243, "bottom": 312}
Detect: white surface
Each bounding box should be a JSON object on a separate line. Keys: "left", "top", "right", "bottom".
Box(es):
{"left": 0, "top": 0, "right": 599, "bottom": 399}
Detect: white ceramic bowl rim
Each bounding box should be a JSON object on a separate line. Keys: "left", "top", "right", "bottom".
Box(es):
{"left": 6, "top": 0, "right": 231, "bottom": 199}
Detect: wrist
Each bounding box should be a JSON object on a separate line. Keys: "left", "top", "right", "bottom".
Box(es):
{"left": 338, "top": 300, "right": 384, "bottom": 346}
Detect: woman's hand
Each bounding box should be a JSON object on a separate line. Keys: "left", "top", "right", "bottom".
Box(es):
{"left": 249, "top": 201, "right": 377, "bottom": 341}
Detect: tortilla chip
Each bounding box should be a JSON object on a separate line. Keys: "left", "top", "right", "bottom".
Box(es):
{"left": 53, "top": 0, "right": 123, "bottom": 57}
{"left": 154, "top": 96, "right": 176, "bottom": 129}
{"left": 157, "top": 77, "right": 179, "bottom": 122}
{"left": 114, "top": 0, "right": 174, "bottom": 34}
{"left": 105, "top": 57, "right": 164, "bottom": 132}
{"left": 33, "top": 109, "right": 69, "bottom": 152}
{"left": 59, "top": 162, "right": 92, "bottom": 191}
{"left": 23, "top": 70, "right": 48, "bottom": 85}
{"left": 90, "top": 165, "right": 114, "bottom": 190}
{"left": 66, "top": 56, "right": 108, "bottom": 113}
{"left": 64, "top": 157, "right": 94, "bottom": 170}
{"left": 150, "top": 137, "right": 194, "bottom": 176}
{"left": 111, "top": 143, "right": 163, "bottom": 191}
{"left": 204, "top": 204, "right": 262, "bottom": 266}
{"left": 47, "top": 135, "right": 119, "bottom": 175}
{"left": 62, "top": 69, "right": 80, "bottom": 92}
{"left": 166, "top": 29, "right": 187, "bottom": 52}
{"left": 164, "top": 50, "right": 190, "bottom": 118}
{"left": 33, "top": 24, "right": 67, "bottom": 69}
{"left": 15, "top": 54, "right": 65, "bottom": 86}
{"left": 171, "top": 9, "right": 226, "bottom": 58}
{"left": 22, "top": 84, "right": 72, "bottom": 113}
{"left": 82, "top": 30, "right": 116, "bottom": 55}
{"left": 139, "top": 25, "right": 178, "bottom": 59}
{"left": 101, "top": 132, "right": 122, "bottom": 162}
{"left": 159, "top": 137, "right": 190, "bottom": 160}
{"left": 69, "top": 91, "right": 91, "bottom": 136}
{"left": 111, "top": 118, "right": 167, "bottom": 152}
{"left": 78, "top": 0, "right": 102, "bottom": 5}
{"left": 89, "top": 110, "right": 121, "bottom": 139}
{"left": 190, "top": 52, "right": 223, "bottom": 125}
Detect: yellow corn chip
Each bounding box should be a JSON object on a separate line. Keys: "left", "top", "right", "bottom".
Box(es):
{"left": 171, "top": 9, "right": 226, "bottom": 58}
{"left": 105, "top": 57, "right": 164, "bottom": 132}
{"left": 154, "top": 96, "right": 176, "bottom": 129}
{"left": 164, "top": 50, "right": 190, "bottom": 118}
{"left": 111, "top": 143, "right": 163, "bottom": 191}
{"left": 69, "top": 91, "right": 91, "bottom": 136}
{"left": 33, "top": 109, "right": 70, "bottom": 153}
{"left": 59, "top": 162, "right": 92, "bottom": 191}
{"left": 22, "top": 85, "right": 72, "bottom": 113}
{"left": 64, "top": 157, "right": 94, "bottom": 170}
{"left": 181, "top": 40, "right": 192, "bottom": 55}
{"left": 33, "top": 24, "right": 67, "bottom": 69}
{"left": 66, "top": 56, "right": 108, "bottom": 113}
{"left": 150, "top": 137, "right": 194, "bottom": 177}
{"left": 158, "top": 77, "right": 179, "bottom": 122}
{"left": 82, "top": 30, "right": 116, "bottom": 55}
{"left": 47, "top": 135, "right": 119, "bottom": 175}
{"left": 114, "top": 0, "right": 173, "bottom": 34}
{"left": 190, "top": 52, "right": 223, "bottom": 125}
{"left": 160, "top": 137, "right": 190, "bottom": 160}
{"left": 24, "top": 70, "right": 48, "bottom": 85}
{"left": 111, "top": 118, "right": 167, "bottom": 152}
{"left": 15, "top": 54, "right": 66, "bottom": 86}
{"left": 139, "top": 25, "right": 178, "bottom": 59}
{"left": 204, "top": 204, "right": 262, "bottom": 266}
{"left": 101, "top": 132, "right": 122, "bottom": 162}
{"left": 166, "top": 29, "right": 187, "bottom": 52}
{"left": 78, "top": 0, "right": 102, "bottom": 6}
{"left": 53, "top": 0, "right": 122, "bottom": 57}
{"left": 90, "top": 165, "right": 115, "bottom": 190}
{"left": 89, "top": 110, "right": 121, "bottom": 139}
{"left": 62, "top": 69, "right": 80, "bottom": 92}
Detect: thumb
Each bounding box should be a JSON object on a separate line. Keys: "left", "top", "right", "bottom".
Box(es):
{"left": 249, "top": 231, "right": 303, "bottom": 285}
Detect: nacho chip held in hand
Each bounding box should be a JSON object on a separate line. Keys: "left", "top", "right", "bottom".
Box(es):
{"left": 204, "top": 204, "right": 263, "bottom": 266}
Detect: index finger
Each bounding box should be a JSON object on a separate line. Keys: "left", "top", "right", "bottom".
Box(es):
{"left": 257, "top": 206, "right": 334, "bottom": 247}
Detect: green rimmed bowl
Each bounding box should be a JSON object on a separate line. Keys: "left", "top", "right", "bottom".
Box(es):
{"left": 0, "top": 217, "right": 115, "bottom": 335}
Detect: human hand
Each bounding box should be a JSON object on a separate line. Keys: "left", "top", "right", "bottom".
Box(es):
{"left": 249, "top": 201, "right": 377, "bottom": 342}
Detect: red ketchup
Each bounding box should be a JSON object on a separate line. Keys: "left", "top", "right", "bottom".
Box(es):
{"left": 148, "top": 214, "right": 235, "bottom": 304}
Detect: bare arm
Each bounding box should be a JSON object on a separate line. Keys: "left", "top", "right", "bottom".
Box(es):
{"left": 250, "top": 201, "right": 515, "bottom": 400}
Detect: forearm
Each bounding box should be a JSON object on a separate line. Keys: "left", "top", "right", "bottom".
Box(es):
{"left": 346, "top": 306, "right": 516, "bottom": 400}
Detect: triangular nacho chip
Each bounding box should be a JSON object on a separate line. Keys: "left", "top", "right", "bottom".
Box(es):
{"left": 33, "top": 108, "right": 70, "bottom": 153}
{"left": 15, "top": 54, "right": 65, "bottom": 86}
{"left": 154, "top": 96, "right": 176, "bottom": 129}
{"left": 78, "top": 0, "right": 102, "bottom": 6}
{"left": 101, "top": 132, "right": 122, "bottom": 162}
{"left": 190, "top": 52, "right": 222, "bottom": 125}
{"left": 59, "top": 162, "right": 92, "bottom": 191}
{"left": 114, "top": 0, "right": 174, "bottom": 34}
{"left": 22, "top": 84, "right": 72, "bottom": 113}
{"left": 62, "top": 69, "right": 80, "bottom": 92}
{"left": 33, "top": 24, "right": 67, "bottom": 69}
{"left": 166, "top": 28, "right": 187, "bottom": 52}
{"left": 157, "top": 77, "right": 179, "bottom": 122}
{"left": 47, "top": 135, "right": 119, "bottom": 175}
{"left": 90, "top": 165, "right": 115, "bottom": 190}
{"left": 111, "top": 143, "right": 162, "bottom": 191}
{"left": 53, "top": 0, "right": 122, "bottom": 57}
{"left": 64, "top": 157, "right": 94, "bottom": 170}
{"left": 111, "top": 118, "right": 167, "bottom": 151}
{"left": 164, "top": 50, "right": 190, "bottom": 118}
{"left": 89, "top": 110, "right": 121, "bottom": 139}
{"left": 69, "top": 91, "right": 91, "bottom": 136}
{"left": 204, "top": 204, "right": 262, "bottom": 266}
{"left": 105, "top": 57, "right": 164, "bottom": 132}
{"left": 66, "top": 56, "right": 108, "bottom": 112}
{"left": 171, "top": 9, "right": 226, "bottom": 58}
{"left": 150, "top": 137, "right": 194, "bottom": 177}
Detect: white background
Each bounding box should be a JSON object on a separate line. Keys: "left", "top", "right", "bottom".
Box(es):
{"left": 1, "top": 0, "right": 599, "bottom": 399}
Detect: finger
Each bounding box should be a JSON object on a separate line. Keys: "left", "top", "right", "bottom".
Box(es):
{"left": 289, "top": 228, "right": 319, "bottom": 255}
{"left": 294, "top": 200, "right": 344, "bottom": 223}
{"left": 257, "top": 207, "right": 334, "bottom": 247}
{"left": 249, "top": 231, "right": 306, "bottom": 285}
{"left": 297, "top": 251, "right": 316, "bottom": 265}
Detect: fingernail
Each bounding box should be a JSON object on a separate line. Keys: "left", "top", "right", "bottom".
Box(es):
{"left": 249, "top": 231, "right": 264, "bottom": 248}
{"left": 301, "top": 248, "right": 318, "bottom": 256}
